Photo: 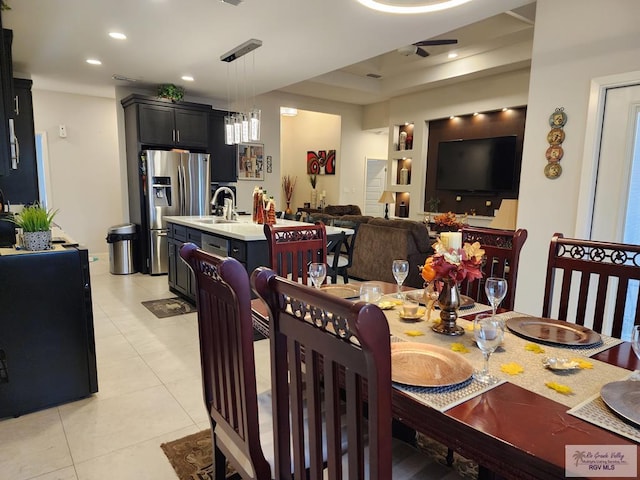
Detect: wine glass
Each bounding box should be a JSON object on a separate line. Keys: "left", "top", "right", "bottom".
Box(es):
{"left": 485, "top": 277, "right": 508, "bottom": 317}
{"left": 392, "top": 260, "right": 409, "bottom": 298}
{"left": 308, "top": 262, "right": 326, "bottom": 289}
{"left": 632, "top": 325, "right": 640, "bottom": 360}
{"left": 359, "top": 282, "right": 382, "bottom": 303}
{"left": 473, "top": 313, "right": 504, "bottom": 384}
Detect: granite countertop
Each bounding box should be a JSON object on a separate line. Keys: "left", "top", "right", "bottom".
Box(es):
{"left": 0, "top": 226, "right": 77, "bottom": 256}
{"left": 164, "top": 215, "right": 354, "bottom": 241}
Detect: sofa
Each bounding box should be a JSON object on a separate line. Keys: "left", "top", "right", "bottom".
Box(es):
{"left": 346, "top": 217, "right": 433, "bottom": 288}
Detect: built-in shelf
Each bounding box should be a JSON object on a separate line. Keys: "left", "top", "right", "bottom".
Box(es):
{"left": 392, "top": 123, "right": 414, "bottom": 152}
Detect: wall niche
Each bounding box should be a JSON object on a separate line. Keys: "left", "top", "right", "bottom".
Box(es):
{"left": 424, "top": 107, "right": 526, "bottom": 216}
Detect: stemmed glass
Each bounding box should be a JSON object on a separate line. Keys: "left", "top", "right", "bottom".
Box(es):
{"left": 308, "top": 263, "right": 326, "bottom": 289}
{"left": 392, "top": 260, "right": 409, "bottom": 298}
{"left": 632, "top": 325, "right": 640, "bottom": 360}
{"left": 473, "top": 313, "right": 504, "bottom": 384}
{"left": 485, "top": 277, "right": 508, "bottom": 317}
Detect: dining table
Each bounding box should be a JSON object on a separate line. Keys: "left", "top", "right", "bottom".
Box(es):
{"left": 251, "top": 280, "right": 640, "bottom": 480}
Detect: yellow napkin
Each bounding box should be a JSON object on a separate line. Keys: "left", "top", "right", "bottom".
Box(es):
{"left": 545, "top": 381, "right": 573, "bottom": 395}
{"left": 500, "top": 362, "right": 524, "bottom": 375}
{"left": 451, "top": 342, "right": 469, "bottom": 353}
{"left": 525, "top": 343, "right": 545, "bottom": 354}
{"left": 572, "top": 358, "right": 593, "bottom": 369}
{"left": 404, "top": 330, "right": 424, "bottom": 337}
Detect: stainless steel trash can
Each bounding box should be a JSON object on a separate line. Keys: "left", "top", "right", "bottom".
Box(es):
{"left": 106, "top": 223, "right": 137, "bottom": 274}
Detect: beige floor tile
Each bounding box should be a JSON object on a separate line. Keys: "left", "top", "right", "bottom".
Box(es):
{"left": 139, "top": 343, "right": 201, "bottom": 384}
{"left": 28, "top": 467, "right": 78, "bottom": 480}
{"left": 124, "top": 320, "right": 198, "bottom": 355}
{"left": 94, "top": 355, "right": 161, "bottom": 400}
{"left": 164, "top": 375, "right": 209, "bottom": 425}
{"left": 58, "top": 385, "right": 194, "bottom": 463}
{"left": 93, "top": 332, "right": 138, "bottom": 367}
{"left": 91, "top": 316, "right": 120, "bottom": 339}
{"left": 0, "top": 409, "right": 72, "bottom": 480}
{"left": 74, "top": 426, "right": 200, "bottom": 480}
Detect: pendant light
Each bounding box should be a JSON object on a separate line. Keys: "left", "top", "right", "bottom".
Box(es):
{"left": 223, "top": 64, "right": 234, "bottom": 145}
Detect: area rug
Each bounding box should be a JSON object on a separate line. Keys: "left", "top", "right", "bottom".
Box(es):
{"left": 161, "top": 429, "right": 478, "bottom": 480}
{"left": 142, "top": 297, "right": 196, "bottom": 318}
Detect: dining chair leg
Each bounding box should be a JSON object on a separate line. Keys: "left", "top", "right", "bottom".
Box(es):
{"left": 213, "top": 443, "right": 227, "bottom": 479}
{"left": 446, "top": 447, "right": 454, "bottom": 466}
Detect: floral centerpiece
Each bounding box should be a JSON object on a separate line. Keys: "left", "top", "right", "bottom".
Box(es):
{"left": 420, "top": 239, "right": 485, "bottom": 335}
{"left": 432, "top": 211, "right": 465, "bottom": 232}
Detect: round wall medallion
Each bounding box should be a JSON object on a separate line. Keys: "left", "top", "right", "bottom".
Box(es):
{"left": 549, "top": 109, "right": 567, "bottom": 128}
{"left": 544, "top": 162, "right": 562, "bottom": 179}
{"left": 547, "top": 128, "right": 565, "bottom": 145}
{"left": 545, "top": 145, "right": 564, "bottom": 162}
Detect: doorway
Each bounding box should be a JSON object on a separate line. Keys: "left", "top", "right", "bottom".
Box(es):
{"left": 364, "top": 158, "right": 387, "bottom": 217}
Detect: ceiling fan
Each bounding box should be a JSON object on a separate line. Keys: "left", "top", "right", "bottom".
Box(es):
{"left": 397, "top": 38, "right": 457, "bottom": 57}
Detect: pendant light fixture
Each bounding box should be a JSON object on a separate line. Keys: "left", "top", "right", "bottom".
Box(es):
{"left": 220, "top": 39, "right": 263, "bottom": 145}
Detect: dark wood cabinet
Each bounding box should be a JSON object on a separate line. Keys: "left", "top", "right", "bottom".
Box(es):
{"left": 167, "top": 223, "right": 202, "bottom": 300}
{"left": 209, "top": 109, "right": 237, "bottom": 182}
{"left": 0, "top": 79, "right": 39, "bottom": 203}
{"left": 122, "top": 94, "right": 210, "bottom": 150}
{"left": 0, "top": 16, "right": 14, "bottom": 176}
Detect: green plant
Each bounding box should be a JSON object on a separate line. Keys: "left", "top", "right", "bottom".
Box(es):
{"left": 157, "top": 84, "right": 184, "bottom": 102}
{"left": 309, "top": 174, "right": 317, "bottom": 189}
{"left": 13, "top": 204, "right": 58, "bottom": 232}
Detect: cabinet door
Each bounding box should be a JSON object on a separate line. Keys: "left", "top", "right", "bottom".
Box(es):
{"left": 0, "top": 21, "right": 12, "bottom": 176}
{"left": 173, "top": 109, "right": 208, "bottom": 148}
{"left": 167, "top": 238, "right": 177, "bottom": 290}
{"left": 138, "top": 104, "right": 175, "bottom": 146}
{"left": 209, "top": 110, "right": 237, "bottom": 182}
{"left": 0, "top": 79, "right": 39, "bottom": 202}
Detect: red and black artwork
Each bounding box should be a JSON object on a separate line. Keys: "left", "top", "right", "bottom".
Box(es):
{"left": 306, "top": 150, "right": 336, "bottom": 175}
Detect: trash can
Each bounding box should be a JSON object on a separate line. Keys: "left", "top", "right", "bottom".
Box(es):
{"left": 106, "top": 223, "right": 137, "bottom": 275}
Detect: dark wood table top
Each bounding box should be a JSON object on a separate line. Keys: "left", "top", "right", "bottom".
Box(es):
{"left": 251, "top": 281, "right": 640, "bottom": 479}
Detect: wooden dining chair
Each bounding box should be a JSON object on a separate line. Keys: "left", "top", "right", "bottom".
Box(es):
{"left": 542, "top": 233, "right": 640, "bottom": 338}
{"left": 327, "top": 219, "right": 360, "bottom": 284}
{"left": 264, "top": 223, "right": 327, "bottom": 285}
{"left": 252, "top": 266, "right": 435, "bottom": 479}
{"left": 179, "top": 243, "right": 272, "bottom": 480}
{"left": 460, "top": 226, "right": 528, "bottom": 310}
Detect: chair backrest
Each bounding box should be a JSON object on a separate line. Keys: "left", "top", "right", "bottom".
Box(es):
{"left": 179, "top": 243, "right": 270, "bottom": 480}
{"left": 542, "top": 233, "right": 640, "bottom": 338}
{"left": 326, "top": 230, "right": 346, "bottom": 284}
{"left": 251, "top": 267, "right": 393, "bottom": 480}
{"left": 264, "top": 223, "right": 327, "bottom": 284}
{"left": 460, "top": 226, "right": 528, "bottom": 310}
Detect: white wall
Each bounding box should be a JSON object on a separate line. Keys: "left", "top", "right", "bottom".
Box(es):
{"left": 281, "top": 110, "right": 341, "bottom": 210}
{"left": 32, "top": 90, "right": 122, "bottom": 255}
{"left": 515, "top": 0, "right": 640, "bottom": 315}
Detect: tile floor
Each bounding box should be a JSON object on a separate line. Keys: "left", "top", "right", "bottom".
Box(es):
{"left": 0, "top": 256, "right": 466, "bottom": 480}
{"left": 0, "top": 255, "right": 274, "bottom": 480}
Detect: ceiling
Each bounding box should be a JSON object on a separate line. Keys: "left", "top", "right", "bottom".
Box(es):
{"left": 2, "top": 0, "right": 535, "bottom": 106}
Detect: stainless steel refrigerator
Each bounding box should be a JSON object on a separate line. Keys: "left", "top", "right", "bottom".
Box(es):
{"left": 141, "top": 150, "right": 210, "bottom": 274}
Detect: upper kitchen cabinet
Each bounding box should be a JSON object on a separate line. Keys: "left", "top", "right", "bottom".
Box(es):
{"left": 0, "top": 79, "right": 39, "bottom": 203}
{"left": 209, "top": 109, "right": 237, "bottom": 182}
{"left": 121, "top": 94, "right": 210, "bottom": 151}
{"left": 0, "top": 16, "right": 15, "bottom": 176}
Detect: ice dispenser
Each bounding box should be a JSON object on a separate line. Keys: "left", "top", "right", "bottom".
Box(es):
{"left": 152, "top": 177, "right": 172, "bottom": 208}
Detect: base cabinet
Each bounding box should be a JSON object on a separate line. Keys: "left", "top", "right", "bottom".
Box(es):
{"left": 0, "top": 248, "right": 98, "bottom": 418}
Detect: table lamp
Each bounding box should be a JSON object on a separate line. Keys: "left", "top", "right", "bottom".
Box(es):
{"left": 489, "top": 199, "right": 518, "bottom": 230}
{"left": 378, "top": 190, "right": 395, "bottom": 219}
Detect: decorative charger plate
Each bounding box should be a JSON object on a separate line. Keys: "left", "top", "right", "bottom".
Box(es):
{"left": 600, "top": 381, "right": 640, "bottom": 427}
{"left": 320, "top": 284, "right": 360, "bottom": 299}
{"left": 506, "top": 317, "right": 602, "bottom": 346}
{"left": 390, "top": 342, "right": 473, "bottom": 387}
{"left": 406, "top": 291, "right": 475, "bottom": 310}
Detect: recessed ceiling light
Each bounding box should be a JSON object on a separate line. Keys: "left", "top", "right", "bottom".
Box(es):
{"left": 86, "top": 59, "right": 102, "bottom": 65}
{"left": 356, "top": 0, "right": 472, "bottom": 14}
{"left": 109, "top": 32, "right": 127, "bottom": 40}
{"left": 280, "top": 107, "right": 298, "bottom": 116}
{"left": 181, "top": 76, "right": 194, "bottom": 82}
{"left": 449, "top": 115, "right": 456, "bottom": 120}
{"left": 447, "top": 52, "right": 458, "bottom": 59}
{"left": 473, "top": 112, "right": 479, "bottom": 116}
{"left": 502, "top": 107, "right": 509, "bottom": 112}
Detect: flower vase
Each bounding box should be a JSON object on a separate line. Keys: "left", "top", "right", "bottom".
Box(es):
{"left": 285, "top": 201, "right": 292, "bottom": 215}
{"left": 432, "top": 279, "right": 465, "bottom": 336}
{"left": 311, "top": 188, "right": 317, "bottom": 209}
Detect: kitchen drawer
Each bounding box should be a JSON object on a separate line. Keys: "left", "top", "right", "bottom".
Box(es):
{"left": 187, "top": 228, "right": 202, "bottom": 247}
{"left": 229, "top": 239, "right": 246, "bottom": 262}
{"left": 171, "top": 224, "right": 187, "bottom": 242}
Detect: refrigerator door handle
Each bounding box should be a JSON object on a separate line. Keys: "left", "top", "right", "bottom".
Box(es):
{"left": 177, "top": 163, "right": 185, "bottom": 215}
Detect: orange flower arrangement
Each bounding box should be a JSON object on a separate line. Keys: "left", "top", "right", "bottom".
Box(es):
{"left": 433, "top": 211, "right": 465, "bottom": 231}
{"left": 421, "top": 240, "right": 485, "bottom": 284}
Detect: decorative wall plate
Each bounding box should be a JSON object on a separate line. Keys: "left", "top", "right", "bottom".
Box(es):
{"left": 545, "top": 145, "right": 564, "bottom": 162}
{"left": 547, "top": 128, "right": 565, "bottom": 145}
{"left": 549, "top": 110, "right": 567, "bottom": 128}
{"left": 544, "top": 162, "right": 562, "bottom": 179}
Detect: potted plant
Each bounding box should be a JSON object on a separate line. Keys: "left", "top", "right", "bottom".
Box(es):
{"left": 157, "top": 84, "right": 184, "bottom": 102}
{"left": 13, "top": 204, "right": 58, "bottom": 251}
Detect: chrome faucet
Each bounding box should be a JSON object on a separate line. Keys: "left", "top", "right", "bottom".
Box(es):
{"left": 211, "top": 187, "right": 237, "bottom": 220}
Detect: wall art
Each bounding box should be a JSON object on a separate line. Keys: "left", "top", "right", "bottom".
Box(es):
{"left": 306, "top": 150, "right": 336, "bottom": 175}
{"left": 238, "top": 143, "right": 264, "bottom": 181}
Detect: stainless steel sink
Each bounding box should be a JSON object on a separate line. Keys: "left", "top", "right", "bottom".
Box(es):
{"left": 194, "top": 217, "right": 239, "bottom": 225}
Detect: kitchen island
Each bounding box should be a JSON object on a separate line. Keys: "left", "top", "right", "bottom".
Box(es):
{"left": 164, "top": 215, "right": 353, "bottom": 301}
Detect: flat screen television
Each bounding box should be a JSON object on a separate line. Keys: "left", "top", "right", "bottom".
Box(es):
{"left": 435, "top": 136, "right": 518, "bottom": 192}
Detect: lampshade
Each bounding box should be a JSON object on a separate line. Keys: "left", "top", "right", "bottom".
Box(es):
{"left": 489, "top": 199, "right": 518, "bottom": 230}
{"left": 378, "top": 191, "right": 395, "bottom": 204}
